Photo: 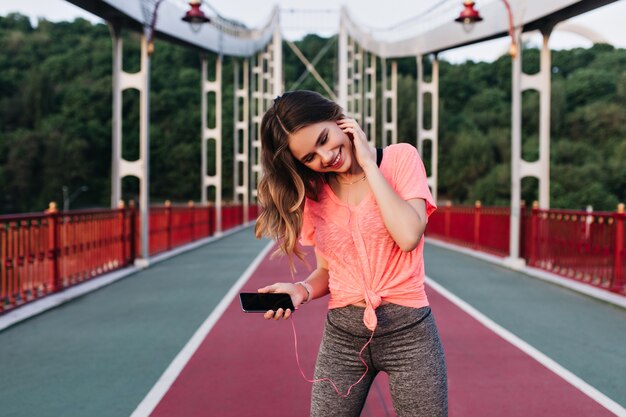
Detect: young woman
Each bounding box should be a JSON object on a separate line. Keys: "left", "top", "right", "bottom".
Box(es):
{"left": 254, "top": 90, "right": 448, "bottom": 417}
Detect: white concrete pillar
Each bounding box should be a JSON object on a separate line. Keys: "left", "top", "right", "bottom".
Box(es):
{"left": 201, "top": 56, "right": 222, "bottom": 233}
{"left": 382, "top": 59, "right": 398, "bottom": 146}
{"left": 110, "top": 23, "right": 122, "bottom": 209}
{"left": 110, "top": 27, "right": 151, "bottom": 266}
{"left": 272, "top": 22, "right": 283, "bottom": 98}
{"left": 417, "top": 55, "right": 439, "bottom": 203}
{"left": 364, "top": 52, "right": 377, "bottom": 146}
{"left": 519, "top": 28, "right": 552, "bottom": 209}
{"left": 507, "top": 27, "right": 525, "bottom": 268}
{"left": 233, "top": 59, "right": 250, "bottom": 222}
{"left": 250, "top": 51, "right": 264, "bottom": 202}
{"left": 352, "top": 41, "right": 363, "bottom": 125}
{"left": 338, "top": 11, "right": 348, "bottom": 111}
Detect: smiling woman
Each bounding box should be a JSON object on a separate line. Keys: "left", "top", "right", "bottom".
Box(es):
{"left": 253, "top": 90, "right": 446, "bottom": 417}
{"left": 288, "top": 120, "right": 366, "bottom": 178}
{"left": 255, "top": 91, "right": 346, "bottom": 261}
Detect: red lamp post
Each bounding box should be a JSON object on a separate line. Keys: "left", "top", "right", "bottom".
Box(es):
{"left": 455, "top": 0, "right": 483, "bottom": 26}
{"left": 182, "top": 0, "right": 211, "bottom": 25}
{"left": 455, "top": 0, "right": 518, "bottom": 58}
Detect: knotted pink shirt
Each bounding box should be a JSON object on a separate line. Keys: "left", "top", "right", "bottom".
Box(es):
{"left": 300, "top": 143, "right": 437, "bottom": 331}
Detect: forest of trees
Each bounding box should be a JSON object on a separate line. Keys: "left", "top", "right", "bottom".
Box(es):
{"left": 1, "top": 13, "right": 625, "bottom": 215}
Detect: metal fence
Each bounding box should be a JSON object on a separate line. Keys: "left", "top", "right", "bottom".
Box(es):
{"left": 4, "top": 201, "right": 623, "bottom": 314}
{"left": 426, "top": 202, "right": 625, "bottom": 295}
{"left": 523, "top": 206, "right": 625, "bottom": 294}
{"left": 427, "top": 202, "right": 511, "bottom": 256}
{"left": 1, "top": 203, "right": 256, "bottom": 314}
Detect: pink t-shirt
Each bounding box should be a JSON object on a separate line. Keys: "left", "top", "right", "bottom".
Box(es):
{"left": 300, "top": 143, "right": 437, "bottom": 331}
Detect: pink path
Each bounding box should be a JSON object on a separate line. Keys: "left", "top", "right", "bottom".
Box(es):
{"left": 150, "top": 247, "right": 615, "bottom": 417}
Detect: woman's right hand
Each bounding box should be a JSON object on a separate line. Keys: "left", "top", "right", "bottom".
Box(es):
{"left": 257, "top": 282, "right": 307, "bottom": 320}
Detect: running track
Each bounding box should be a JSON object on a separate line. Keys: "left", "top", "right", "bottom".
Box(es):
{"left": 144, "top": 245, "right": 619, "bottom": 417}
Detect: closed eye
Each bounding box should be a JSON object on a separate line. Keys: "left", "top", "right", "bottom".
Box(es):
{"left": 300, "top": 130, "right": 328, "bottom": 164}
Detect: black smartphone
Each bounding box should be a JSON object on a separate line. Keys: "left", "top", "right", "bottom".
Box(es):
{"left": 239, "top": 292, "right": 295, "bottom": 313}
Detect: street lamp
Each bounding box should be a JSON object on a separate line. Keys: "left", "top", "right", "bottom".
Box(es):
{"left": 62, "top": 185, "right": 88, "bottom": 212}
{"left": 455, "top": 0, "right": 518, "bottom": 58}
{"left": 455, "top": 0, "right": 483, "bottom": 31}
{"left": 182, "top": 0, "right": 211, "bottom": 32}
{"left": 144, "top": 0, "right": 211, "bottom": 55}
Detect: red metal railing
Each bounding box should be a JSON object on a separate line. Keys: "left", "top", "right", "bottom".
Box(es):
{"left": 426, "top": 202, "right": 625, "bottom": 295}
{"left": 144, "top": 203, "right": 218, "bottom": 256}
{"left": 1, "top": 203, "right": 255, "bottom": 313}
{"left": 0, "top": 208, "right": 134, "bottom": 313}
{"left": 222, "top": 204, "right": 244, "bottom": 232}
{"left": 1, "top": 212, "right": 53, "bottom": 310}
{"left": 3, "top": 200, "right": 621, "bottom": 313}
{"left": 248, "top": 204, "right": 259, "bottom": 221}
{"left": 523, "top": 206, "right": 625, "bottom": 294}
{"left": 427, "top": 202, "right": 510, "bottom": 256}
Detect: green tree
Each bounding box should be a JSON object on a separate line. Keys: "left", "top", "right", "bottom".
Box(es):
{"left": 0, "top": 16, "right": 624, "bottom": 214}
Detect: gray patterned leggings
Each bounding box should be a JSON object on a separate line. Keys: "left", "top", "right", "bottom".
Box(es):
{"left": 311, "top": 304, "right": 448, "bottom": 417}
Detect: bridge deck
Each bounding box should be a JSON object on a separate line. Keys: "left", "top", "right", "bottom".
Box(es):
{"left": 0, "top": 227, "right": 624, "bottom": 417}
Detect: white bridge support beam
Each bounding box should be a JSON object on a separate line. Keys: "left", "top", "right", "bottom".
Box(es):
{"left": 340, "top": 11, "right": 398, "bottom": 149}
{"left": 364, "top": 51, "right": 377, "bottom": 147}
{"left": 346, "top": 37, "right": 364, "bottom": 125}
{"left": 110, "top": 26, "right": 151, "bottom": 267}
{"left": 233, "top": 59, "right": 250, "bottom": 223}
{"left": 272, "top": 23, "right": 283, "bottom": 101}
{"left": 521, "top": 28, "right": 552, "bottom": 210}
{"left": 338, "top": 20, "right": 348, "bottom": 111}
{"left": 251, "top": 25, "right": 282, "bottom": 201}
{"left": 417, "top": 55, "right": 439, "bottom": 203}
{"left": 110, "top": 24, "right": 123, "bottom": 210}
{"left": 250, "top": 51, "right": 264, "bottom": 202}
{"left": 509, "top": 28, "right": 524, "bottom": 268}
{"left": 508, "top": 26, "right": 552, "bottom": 268}
{"left": 346, "top": 37, "right": 354, "bottom": 117}
{"left": 201, "top": 56, "right": 222, "bottom": 233}
{"left": 264, "top": 23, "right": 283, "bottom": 108}
{"left": 381, "top": 58, "right": 398, "bottom": 146}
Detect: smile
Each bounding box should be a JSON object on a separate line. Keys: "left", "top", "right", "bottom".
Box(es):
{"left": 327, "top": 148, "right": 342, "bottom": 169}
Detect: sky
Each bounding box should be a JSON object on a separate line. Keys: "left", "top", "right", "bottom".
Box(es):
{"left": 0, "top": 0, "right": 625, "bottom": 63}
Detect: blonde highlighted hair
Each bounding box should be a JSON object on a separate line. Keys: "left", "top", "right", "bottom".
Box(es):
{"left": 254, "top": 91, "right": 344, "bottom": 262}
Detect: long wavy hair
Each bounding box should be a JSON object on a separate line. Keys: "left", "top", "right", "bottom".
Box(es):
{"left": 254, "top": 90, "right": 344, "bottom": 262}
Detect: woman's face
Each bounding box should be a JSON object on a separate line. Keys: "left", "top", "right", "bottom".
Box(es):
{"left": 287, "top": 120, "right": 354, "bottom": 173}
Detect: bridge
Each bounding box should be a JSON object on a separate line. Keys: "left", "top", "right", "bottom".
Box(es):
{"left": 1, "top": 1, "right": 625, "bottom": 416}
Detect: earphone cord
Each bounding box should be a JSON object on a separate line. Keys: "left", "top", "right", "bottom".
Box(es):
{"left": 287, "top": 179, "right": 375, "bottom": 398}
{"left": 290, "top": 318, "right": 374, "bottom": 398}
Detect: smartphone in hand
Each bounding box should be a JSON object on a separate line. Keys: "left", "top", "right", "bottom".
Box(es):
{"left": 239, "top": 293, "right": 295, "bottom": 313}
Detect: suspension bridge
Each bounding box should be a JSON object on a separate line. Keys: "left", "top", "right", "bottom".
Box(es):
{"left": 1, "top": 1, "right": 625, "bottom": 416}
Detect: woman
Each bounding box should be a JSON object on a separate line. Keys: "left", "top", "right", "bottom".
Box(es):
{"left": 255, "top": 90, "right": 447, "bottom": 417}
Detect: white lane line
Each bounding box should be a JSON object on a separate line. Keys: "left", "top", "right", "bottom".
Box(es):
{"left": 425, "top": 237, "right": 626, "bottom": 309}
{"left": 130, "top": 240, "right": 275, "bottom": 417}
{"left": 426, "top": 276, "right": 626, "bottom": 417}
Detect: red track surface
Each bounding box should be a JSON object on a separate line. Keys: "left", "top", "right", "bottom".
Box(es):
{"left": 151, "top": 247, "right": 615, "bottom": 417}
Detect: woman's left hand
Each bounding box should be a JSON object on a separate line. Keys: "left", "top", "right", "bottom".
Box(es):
{"left": 337, "top": 118, "right": 376, "bottom": 170}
